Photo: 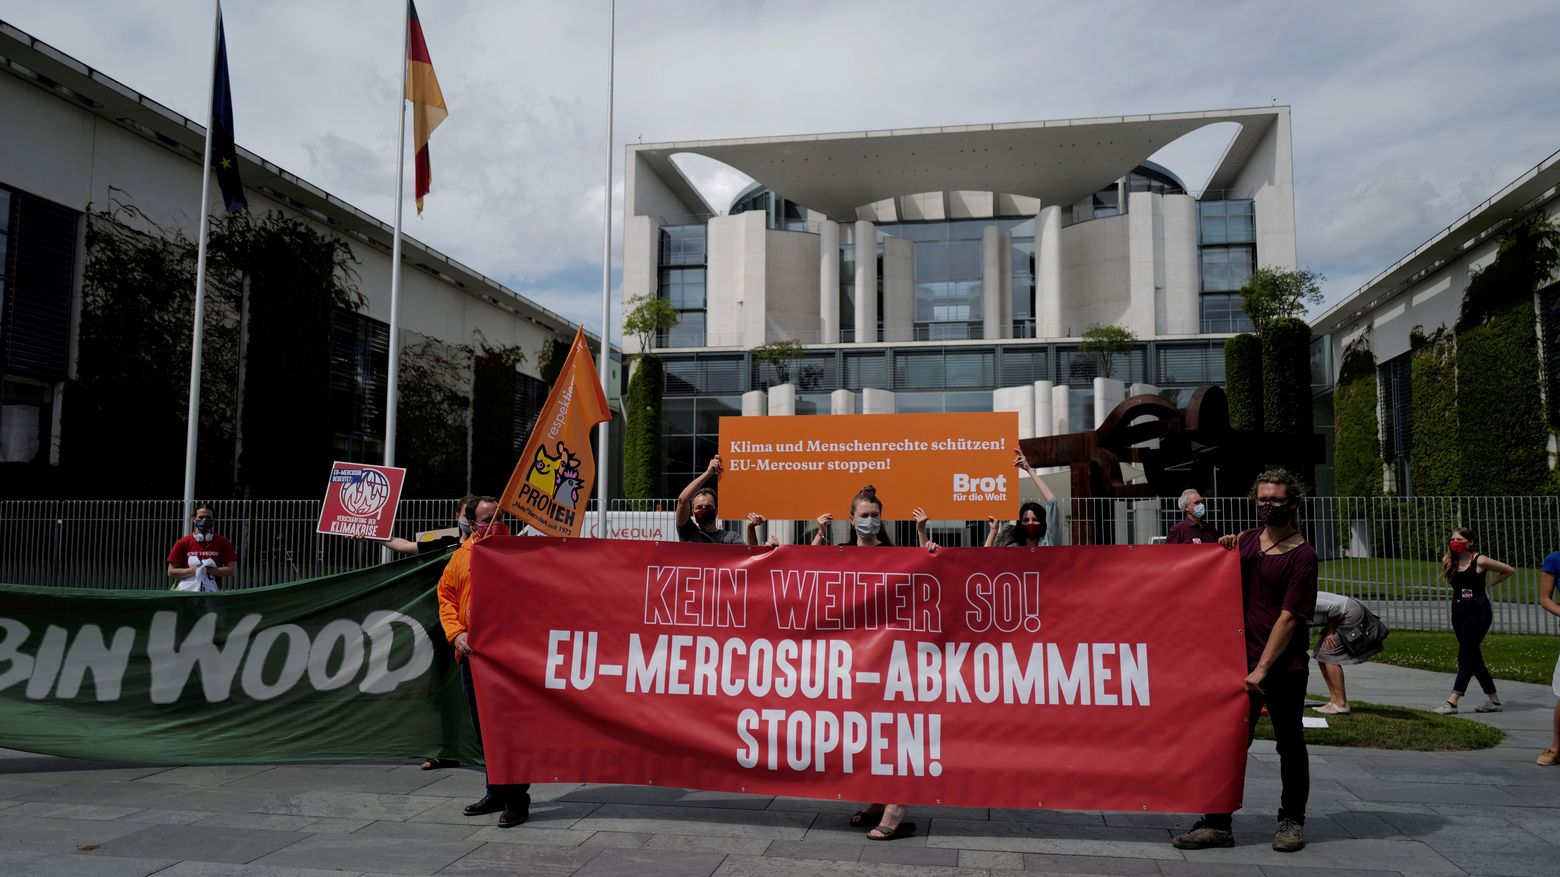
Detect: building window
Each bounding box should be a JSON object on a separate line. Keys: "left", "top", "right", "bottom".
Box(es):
{"left": 1156, "top": 342, "right": 1226, "bottom": 385}
{"left": 657, "top": 225, "right": 707, "bottom": 348}
{"left": 661, "top": 394, "right": 739, "bottom": 496}
{"left": 838, "top": 244, "right": 855, "bottom": 343}
{"left": 753, "top": 352, "right": 837, "bottom": 392}
{"left": 1199, "top": 245, "right": 1255, "bottom": 293}
{"left": 892, "top": 347, "right": 995, "bottom": 391}
{"left": 1198, "top": 199, "right": 1255, "bottom": 245}
{"left": 662, "top": 354, "right": 745, "bottom": 396}
{"left": 1057, "top": 346, "right": 1146, "bottom": 384}
{"left": 0, "top": 377, "right": 53, "bottom": 463}
{"left": 999, "top": 346, "right": 1049, "bottom": 385}
{"left": 328, "top": 308, "right": 389, "bottom": 463}
{"left": 1379, "top": 353, "right": 1412, "bottom": 493}
{"left": 0, "top": 185, "right": 77, "bottom": 383}
{"left": 843, "top": 351, "right": 889, "bottom": 389}
{"left": 1200, "top": 293, "right": 1255, "bottom": 333}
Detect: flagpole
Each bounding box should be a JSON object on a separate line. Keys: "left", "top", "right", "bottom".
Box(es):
{"left": 385, "top": 0, "right": 411, "bottom": 470}
{"left": 182, "top": 0, "right": 223, "bottom": 521}
{"left": 595, "top": 0, "right": 615, "bottom": 536}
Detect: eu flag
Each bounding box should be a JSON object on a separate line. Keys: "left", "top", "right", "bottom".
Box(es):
{"left": 211, "top": 14, "right": 245, "bottom": 213}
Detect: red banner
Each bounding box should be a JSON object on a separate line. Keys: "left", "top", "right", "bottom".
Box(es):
{"left": 470, "top": 539, "right": 1249, "bottom": 812}
{"left": 315, "top": 461, "right": 406, "bottom": 539}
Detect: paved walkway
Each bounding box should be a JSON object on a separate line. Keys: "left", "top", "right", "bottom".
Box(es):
{"left": 2, "top": 662, "right": 1557, "bottom": 877}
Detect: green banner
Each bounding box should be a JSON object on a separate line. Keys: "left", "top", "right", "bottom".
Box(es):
{"left": 0, "top": 554, "right": 481, "bottom": 765}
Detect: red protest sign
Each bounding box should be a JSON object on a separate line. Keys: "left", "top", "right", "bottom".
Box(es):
{"left": 470, "top": 539, "right": 1248, "bottom": 812}
{"left": 315, "top": 461, "right": 406, "bottom": 540}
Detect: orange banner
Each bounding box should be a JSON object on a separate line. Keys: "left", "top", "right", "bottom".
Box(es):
{"left": 499, "top": 327, "right": 611, "bottom": 537}
{"left": 717, "top": 412, "right": 1018, "bottom": 521}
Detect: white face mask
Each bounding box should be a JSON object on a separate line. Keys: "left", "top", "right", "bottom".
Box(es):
{"left": 853, "top": 516, "right": 881, "bottom": 538}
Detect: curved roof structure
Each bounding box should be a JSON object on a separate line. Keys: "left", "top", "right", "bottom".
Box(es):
{"left": 629, "top": 107, "right": 1284, "bottom": 221}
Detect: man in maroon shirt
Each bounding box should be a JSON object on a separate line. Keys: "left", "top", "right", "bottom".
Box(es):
{"left": 166, "top": 505, "right": 238, "bottom": 591}
{"left": 1165, "top": 488, "right": 1221, "bottom": 544}
{"left": 1173, "top": 468, "right": 1317, "bottom": 854}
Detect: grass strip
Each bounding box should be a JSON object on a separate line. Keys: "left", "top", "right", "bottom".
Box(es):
{"left": 1254, "top": 698, "right": 1505, "bottom": 750}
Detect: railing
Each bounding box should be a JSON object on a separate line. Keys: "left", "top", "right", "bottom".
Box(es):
{"left": 4, "top": 496, "right": 1557, "bottom": 634}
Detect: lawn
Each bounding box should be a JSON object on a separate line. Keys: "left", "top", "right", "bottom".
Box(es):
{"left": 1254, "top": 699, "right": 1505, "bottom": 750}
{"left": 1316, "top": 557, "right": 1551, "bottom": 605}
{"left": 1370, "top": 629, "right": 1560, "bottom": 685}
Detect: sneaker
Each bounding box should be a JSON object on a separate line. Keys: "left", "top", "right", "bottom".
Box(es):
{"left": 1172, "top": 820, "right": 1234, "bottom": 849}
{"left": 1273, "top": 817, "right": 1305, "bottom": 852}
{"left": 1474, "top": 700, "right": 1503, "bottom": 713}
{"left": 1433, "top": 701, "right": 1458, "bottom": 715}
{"left": 1537, "top": 749, "right": 1558, "bottom": 766}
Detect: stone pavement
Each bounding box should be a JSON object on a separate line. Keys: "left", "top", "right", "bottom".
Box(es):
{"left": 1, "top": 662, "right": 1556, "bottom": 877}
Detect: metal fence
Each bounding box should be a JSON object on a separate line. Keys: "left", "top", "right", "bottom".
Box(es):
{"left": 3, "top": 496, "right": 1557, "bottom": 634}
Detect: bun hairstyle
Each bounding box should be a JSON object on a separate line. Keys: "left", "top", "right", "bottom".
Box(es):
{"left": 1441, "top": 526, "right": 1476, "bottom": 583}
{"left": 850, "top": 484, "right": 883, "bottom": 515}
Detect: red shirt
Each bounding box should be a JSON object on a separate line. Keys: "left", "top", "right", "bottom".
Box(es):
{"left": 167, "top": 534, "right": 237, "bottom": 568}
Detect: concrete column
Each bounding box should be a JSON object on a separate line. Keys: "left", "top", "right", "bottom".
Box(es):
{"left": 830, "top": 389, "right": 857, "bottom": 415}
{"left": 741, "top": 390, "right": 767, "bottom": 417}
{"left": 1000, "top": 235, "right": 1013, "bottom": 336}
{"left": 1035, "top": 380, "right": 1055, "bottom": 437}
{"left": 767, "top": 383, "right": 796, "bottom": 416}
{"left": 1036, "top": 206, "right": 1062, "bottom": 337}
{"left": 881, "top": 236, "right": 914, "bottom": 343}
{"left": 819, "top": 220, "right": 840, "bottom": 343}
{"left": 1051, "top": 384, "right": 1071, "bottom": 435}
{"left": 1126, "top": 191, "right": 1158, "bottom": 338}
{"left": 982, "top": 225, "right": 1003, "bottom": 340}
{"left": 853, "top": 220, "right": 877, "bottom": 342}
{"left": 1129, "top": 382, "right": 1159, "bottom": 398}
{"left": 1093, "top": 377, "right": 1126, "bottom": 429}
{"left": 994, "top": 386, "right": 1036, "bottom": 439}
{"left": 861, "top": 388, "right": 896, "bottom": 414}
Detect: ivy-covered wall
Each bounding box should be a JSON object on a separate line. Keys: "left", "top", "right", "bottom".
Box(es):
{"left": 1408, "top": 328, "right": 1460, "bottom": 496}
{"left": 395, "top": 334, "right": 470, "bottom": 499}
{"left": 622, "top": 356, "right": 663, "bottom": 500}
{"left": 1453, "top": 218, "right": 1556, "bottom": 496}
{"left": 1223, "top": 333, "right": 1262, "bottom": 433}
{"left": 1333, "top": 343, "right": 1382, "bottom": 497}
{"left": 470, "top": 340, "right": 527, "bottom": 495}
{"left": 1261, "top": 317, "right": 1314, "bottom": 487}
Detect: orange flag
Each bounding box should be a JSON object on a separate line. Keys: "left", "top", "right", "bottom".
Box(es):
{"left": 406, "top": 0, "right": 447, "bottom": 214}
{"left": 500, "top": 327, "right": 612, "bottom": 537}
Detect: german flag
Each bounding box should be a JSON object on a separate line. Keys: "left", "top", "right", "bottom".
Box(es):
{"left": 406, "top": 1, "right": 447, "bottom": 214}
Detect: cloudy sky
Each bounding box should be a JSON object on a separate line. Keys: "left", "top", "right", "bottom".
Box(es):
{"left": 3, "top": 0, "right": 1557, "bottom": 337}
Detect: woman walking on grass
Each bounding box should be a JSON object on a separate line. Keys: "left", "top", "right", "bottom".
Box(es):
{"left": 1434, "top": 528, "right": 1515, "bottom": 715}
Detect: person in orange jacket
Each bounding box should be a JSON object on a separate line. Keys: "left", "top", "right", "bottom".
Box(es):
{"left": 437, "top": 495, "right": 529, "bottom": 828}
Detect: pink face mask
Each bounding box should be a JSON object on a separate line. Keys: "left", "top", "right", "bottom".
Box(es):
{"left": 1449, "top": 539, "right": 1469, "bottom": 553}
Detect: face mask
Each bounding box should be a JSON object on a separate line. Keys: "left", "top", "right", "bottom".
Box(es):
{"left": 1192, "top": 503, "right": 1206, "bottom": 519}
{"left": 694, "top": 507, "right": 717, "bottom": 525}
{"left": 1021, "top": 522, "right": 1044, "bottom": 542}
{"left": 457, "top": 516, "right": 473, "bottom": 537}
{"left": 854, "top": 516, "right": 881, "bottom": 538}
{"left": 1449, "top": 539, "right": 1469, "bottom": 553}
{"left": 193, "top": 518, "right": 213, "bottom": 533}
{"left": 1257, "top": 502, "right": 1293, "bottom": 527}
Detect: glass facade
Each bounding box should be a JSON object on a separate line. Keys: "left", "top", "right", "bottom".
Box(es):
{"left": 1197, "top": 199, "right": 1256, "bottom": 332}
{"left": 0, "top": 184, "right": 76, "bottom": 466}
{"left": 657, "top": 225, "right": 707, "bottom": 347}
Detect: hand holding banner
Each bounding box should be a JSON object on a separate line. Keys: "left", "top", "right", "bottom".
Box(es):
{"left": 499, "top": 327, "right": 612, "bottom": 537}
{"left": 470, "top": 538, "right": 1249, "bottom": 812}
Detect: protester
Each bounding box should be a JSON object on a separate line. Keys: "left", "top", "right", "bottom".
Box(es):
{"left": 743, "top": 512, "right": 781, "bottom": 547}
{"left": 361, "top": 495, "right": 478, "bottom": 558}
{"left": 1165, "top": 488, "right": 1221, "bottom": 544}
{"left": 437, "top": 496, "right": 530, "bottom": 827}
{"left": 1309, "top": 590, "right": 1389, "bottom": 715}
{"left": 1173, "top": 468, "right": 1316, "bottom": 854}
{"left": 676, "top": 456, "right": 745, "bottom": 544}
{"left": 1433, "top": 528, "right": 1514, "bottom": 715}
{"left": 166, "top": 505, "right": 237, "bottom": 592}
{"left": 985, "top": 450, "right": 1060, "bottom": 547}
{"left": 813, "top": 484, "right": 936, "bottom": 841}
{"left": 1538, "top": 548, "right": 1560, "bottom": 766}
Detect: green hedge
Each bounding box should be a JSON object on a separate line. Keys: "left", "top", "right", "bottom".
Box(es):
{"left": 1333, "top": 367, "right": 1382, "bottom": 497}
{"left": 1455, "top": 304, "right": 1550, "bottom": 495}
{"left": 1408, "top": 330, "right": 1460, "bottom": 496}
{"left": 1223, "top": 333, "right": 1262, "bottom": 432}
{"left": 622, "top": 356, "right": 664, "bottom": 499}
{"left": 1261, "top": 317, "right": 1314, "bottom": 485}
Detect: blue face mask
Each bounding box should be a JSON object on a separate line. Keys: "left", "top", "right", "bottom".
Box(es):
{"left": 1192, "top": 503, "right": 1206, "bottom": 519}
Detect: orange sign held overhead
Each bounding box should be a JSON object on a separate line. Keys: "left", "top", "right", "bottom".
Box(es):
{"left": 499, "top": 327, "right": 611, "bottom": 537}
{"left": 716, "top": 412, "right": 1018, "bottom": 521}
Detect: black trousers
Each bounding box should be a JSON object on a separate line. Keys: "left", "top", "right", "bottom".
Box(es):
{"left": 1205, "top": 667, "right": 1309, "bottom": 828}
{"left": 460, "top": 659, "right": 530, "bottom": 808}
{"left": 1451, "top": 599, "right": 1496, "bottom": 696}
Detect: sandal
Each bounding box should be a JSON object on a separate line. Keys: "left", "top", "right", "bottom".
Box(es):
{"left": 848, "top": 808, "right": 884, "bottom": 827}
{"left": 867, "top": 821, "right": 917, "bottom": 841}
{"left": 1313, "top": 703, "right": 1350, "bottom": 715}
{"left": 420, "top": 758, "right": 459, "bottom": 770}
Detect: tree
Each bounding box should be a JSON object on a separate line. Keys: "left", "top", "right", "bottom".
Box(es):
{"left": 623, "top": 294, "right": 680, "bottom": 354}
{"left": 536, "top": 336, "right": 571, "bottom": 385}
{"left": 1239, "top": 267, "right": 1325, "bottom": 332}
{"left": 1079, "top": 324, "right": 1136, "bottom": 380}
{"left": 1223, "top": 333, "right": 1263, "bottom": 432}
{"left": 751, "top": 339, "right": 805, "bottom": 386}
